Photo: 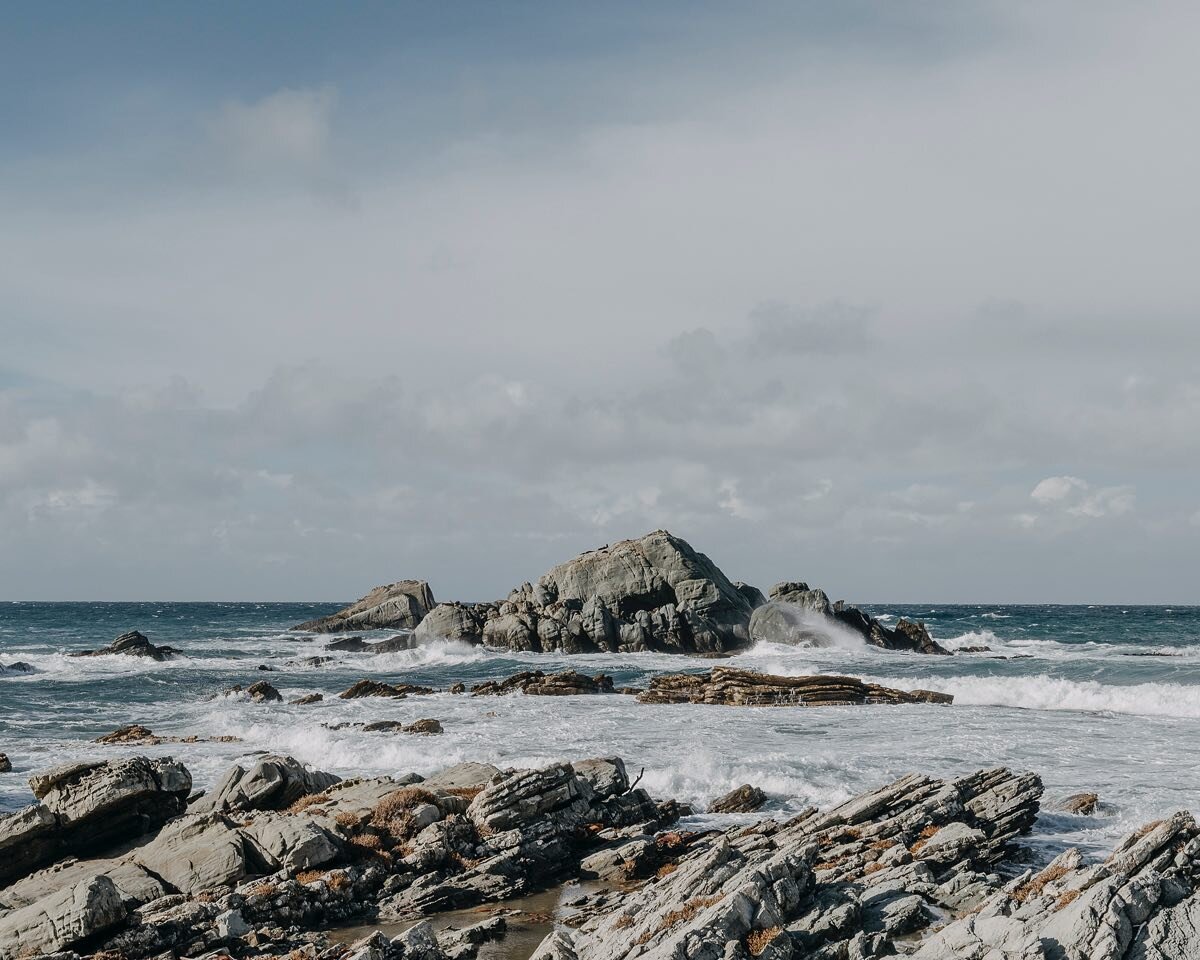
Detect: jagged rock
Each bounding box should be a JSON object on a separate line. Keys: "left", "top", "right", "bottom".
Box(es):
{"left": 0, "top": 756, "right": 191, "bottom": 887}
{"left": 327, "top": 634, "right": 419, "bottom": 654}
{"left": 0, "top": 874, "right": 125, "bottom": 959}
{"left": 637, "top": 666, "right": 953, "bottom": 706}
{"left": 338, "top": 679, "right": 436, "bottom": 699}
{"left": 335, "top": 718, "right": 444, "bottom": 735}
{"left": 413, "top": 602, "right": 486, "bottom": 644}
{"left": 68, "top": 630, "right": 182, "bottom": 662}
{"left": 293, "top": 580, "right": 436, "bottom": 633}
{"left": 247, "top": 680, "right": 282, "bottom": 702}
{"left": 289, "top": 692, "right": 324, "bottom": 705}
{"left": 484, "top": 530, "right": 756, "bottom": 655}
{"left": 132, "top": 812, "right": 249, "bottom": 894}
{"left": 709, "top": 783, "right": 768, "bottom": 813}
{"left": 0, "top": 753, "right": 10, "bottom": 772}
{"left": 471, "top": 669, "right": 616, "bottom": 696}
{"left": 0, "top": 661, "right": 35, "bottom": 675}
{"left": 94, "top": 724, "right": 157, "bottom": 744}
{"left": 191, "top": 755, "right": 340, "bottom": 814}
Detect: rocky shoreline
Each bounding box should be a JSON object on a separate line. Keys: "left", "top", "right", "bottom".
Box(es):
{"left": 1, "top": 748, "right": 1195, "bottom": 959}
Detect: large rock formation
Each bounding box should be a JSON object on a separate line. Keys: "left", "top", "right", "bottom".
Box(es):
{"left": 480, "top": 530, "right": 756, "bottom": 654}
{"left": 293, "top": 580, "right": 436, "bottom": 633}
{"left": 0, "top": 756, "right": 191, "bottom": 887}
{"left": 637, "top": 666, "right": 953, "bottom": 706}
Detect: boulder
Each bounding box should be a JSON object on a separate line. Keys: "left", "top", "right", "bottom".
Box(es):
{"left": 327, "top": 634, "right": 419, "bottom": 654}
{"left": 708, "top": 783, "right": 768, "bottom": 813}
{"left": 132, "top": 812, "right": 248, "bottom": 894}
{"left": 68, "top": 630, "right": 182, "bottom": 661}
{"left": 338, "top": 678, "right": 436, "bottom": 699}
{"left": 637, "top": 666, "right": 953, "bottom": 706}
{"left": 413, "top": 602, "right": 486, "bottom": 644}
{"left": 1053, "top": 791, "right": 1101, "bottom": 815}
{"left": 0, "top": 752, "right": 10, "bottom": 772}
{"left": 190, "top": 755, "right": 340, "bottom": 814}
{"left": 293, "top": 580, "right": 436, "bottom": 632}
{"left": 0, "top": 756, "right": 191, "bottom": 887}
{"left": 0, "top": 873, "right": 125, "bottom": 959}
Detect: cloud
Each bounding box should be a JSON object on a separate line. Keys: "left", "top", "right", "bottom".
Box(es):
{"left": 206, "top": 87, "right": 335, "bottom": 179}
{"left": 1030, "top": 476, "right": 1135, "bottom": 519}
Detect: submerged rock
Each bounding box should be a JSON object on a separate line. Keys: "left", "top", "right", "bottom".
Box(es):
{"left": 68, "top": 630, "right": 182, "bottom": 662}
{"left": 293, "top": 580, "right": 436, "bottom": 633}
{"left": 637, "top": 666, "right": 953, "bottom": 706}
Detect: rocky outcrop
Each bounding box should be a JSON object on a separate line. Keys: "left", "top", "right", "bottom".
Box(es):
{"left": 481, "top": 530, "right": 756, "bottom": 655}
{"left": 67, "top": 630, "right": 182, "bottom": 662}
{"left": 637, "top": 666, "right": 953, "bottom": 706}
{"left": 0, "top": 661, "right": 34, "bottom": 676}
{"left": 470, "top": 669, "right": 617, "bottom": 696}
{"left": 532, "top": 766, "right": 1042, "bottom": 960}
{"left": 709, "top": 783, "right": 768, "bottom": 813}
{"left": 327, "top": 634, "right": 420, "bottom": 654}
{"left": 93, "top": 725, "right": 240, "bottom": 746}
{"left": 293, "top": 580, "right": 436, "bottom": 633}
{"left": 750, "top": 581, "right": 952, "bottom": 655}
{"left": 1053, "top": 791, "right": 1101, "bottom": 815}
{"left": 0, "top": 756, "right": 190, "bottom": 887}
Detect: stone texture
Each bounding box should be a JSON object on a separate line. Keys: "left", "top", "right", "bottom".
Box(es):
{"left": 190, "top": 754, "right": 340, "bottom": 814}
{"left": 709, "top": 783, "right": 769, "bottom": 813}
{"left": 637, "top": 666, "right": 953, "bottom": 706}
{"left": 470, "top": 669, "right": 616, "bottom": 696}
{"left": 0, "top": 874, "right": 125, "bottom": 960}
{"left": 293, "top": 580, "right": 436, "bottom": 632}
{"left": 67, "top": 630, "right": 181, "bottom": 661}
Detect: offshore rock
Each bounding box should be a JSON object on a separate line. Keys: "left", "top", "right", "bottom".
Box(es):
{"left": 68, "top": 630, "right": 182, "bottom": 662}
{"left": 338, "top": 678, "right": 437, "bottom": 699}
{"left": 637, "top": 666, "right": 953, "bottom": 706}
{"left": 413, "top": 601, "right": 487, "bottom": 644}
{"left": 484, "top": 530, "right": 755, "bottom": 655}
{"left": 470, "top": 669, "right": 617, "bottom": 696}
{"left": 293, "top": 580, "right": 436, "bottom": 633}
{"left": 709, "top": 783, "right": 769, "bottom": 814}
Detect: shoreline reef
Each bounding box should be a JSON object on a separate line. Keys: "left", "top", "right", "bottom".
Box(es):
{"left": 1, "top": 751, "right": 1196, "bottom": 959}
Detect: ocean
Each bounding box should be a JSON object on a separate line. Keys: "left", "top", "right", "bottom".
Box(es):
{"left": 2, "top": 601, "right": 1197, "bottom": 865}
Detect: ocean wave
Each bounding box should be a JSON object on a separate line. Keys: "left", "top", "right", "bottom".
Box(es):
{"left": 869, "top": 673, "right": 1200, "bottom": 719}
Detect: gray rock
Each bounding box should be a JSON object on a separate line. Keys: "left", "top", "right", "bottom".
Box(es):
{"left": 239, "top": 812, "right": 341, "bottom": 871}
{"left": 132, "top": 813, "right": 248, "bottom": 894}
{"left": 422, "top": 762, "right": 501, "bottom": 791}
{"left": 709, "top": 783, "right": 768, "bottom": 814}
{"left": 0, "top": 874, "right": 125, "bottom": 960}
{"left": 68, "top": 630, "right": 182, "bottom": 661}
{"left": 293, "top": 580, "right": 436, "bottom": 632}
{"left": 414, "top": 602, "right": 485, "bottom": 644}
{"left": 190, "top": 754, "right": 340, "bottom": 814}
{"left": 0, "top": 756, "right": 190, "bottom": 887}
{"left": 213, "top": 907, "right": 250, "bottom": 939}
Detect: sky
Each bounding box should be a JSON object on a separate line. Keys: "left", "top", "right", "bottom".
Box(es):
{"left": 2, "top": 1, "right": 1198, "bottom": 603}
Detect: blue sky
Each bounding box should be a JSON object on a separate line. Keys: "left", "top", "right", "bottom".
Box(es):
{"left": 2, "top": 2, "right": 1199, "bottom": 601}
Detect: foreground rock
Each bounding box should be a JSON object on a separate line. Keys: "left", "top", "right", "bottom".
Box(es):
{"left": 0, "top": 756, "right": 190, "bottom": 887}
{"left": 533, "top": 766, "right": 1043, "bottom": 960}
{"left": 471, "top": 669, "right": 617, "bottom": 696}
{"left": 293, "top": 580, "right": 436, "bottom": 633}
{"left": 67, "top": 630, "right": 182, "bottom": 662}
{"left": 637, "top": 666, "right": 953, "bottom": 706}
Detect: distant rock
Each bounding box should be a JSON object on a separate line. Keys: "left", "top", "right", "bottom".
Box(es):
{"left": 289, "top": 692, "right": 323, "bottom": 705}
{"left": 637, "top": 666, "right": 953, "bottom": 706}
{"left": 326, "top": 634, "right": 419, "bottom": 654}
{"left": 292, "top": 580, "right": 436, "bottom": 633}
{"left": 708, "top": 783, "right": 768, "bottom": 813}
{"left": 337, "top": 679, "right": 436, "bottom": 699}
{"left": 1053, "top": 791, "right": 1101, "bottom": 815}
{"left": 470, "top": 669, "right": 616, "bottom": 696}
{"left": 0, "top": 661, "right": 34, "bottom": 676}
{"left": 68, "top": 630, "right": 182, "bottom": 662}
{"left": 0, "top": 753, "right": 10, "bottom": 773}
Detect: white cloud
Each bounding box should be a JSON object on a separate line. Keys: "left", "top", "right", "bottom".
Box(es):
{"left": 1030, "top": 476, "right": 1086, "bottom": 504}
{"left": 206, "top": 87, "right": 335, "bottom": 177}
{"left": 1030, "top": 475, "right": 1134, "bottom": 519}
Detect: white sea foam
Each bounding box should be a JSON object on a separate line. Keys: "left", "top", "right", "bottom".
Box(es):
{"left": 868, "top": 673, "right": 1200, "bottom": 719}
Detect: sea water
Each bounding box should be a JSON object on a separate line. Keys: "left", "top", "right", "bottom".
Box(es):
{"left": 2, "top": 602, "right": 1197, "bottom": 863}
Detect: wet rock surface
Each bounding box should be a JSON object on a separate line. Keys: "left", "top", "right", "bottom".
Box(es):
{"left": 67, "top": 630, "right": 182, "bottom": 662}
{"left": 470, "top": 670, "right": 617, "bottom": 697}
{"left": 636, "top": 666, "right": 954, "bottom": 706}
